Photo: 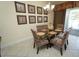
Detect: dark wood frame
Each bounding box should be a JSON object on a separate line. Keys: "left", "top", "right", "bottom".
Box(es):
{"left": 44, "top": 16, "right": 48, "bottom": 22}
{"left": 17, "top": 15, "right": 27, "bottom": 25}
{"left": 37, "top": 16, "right": 42, "bottom": 23}
{"left": 44, "top": 9, "right": 48, "bottom": 15}
{"left": 15, "top": 1, "right": 26, "bottom": 13}
{"left": 28, "top": 4, "right": 35, "bottom": 14}
{"left": 29, "top": 16, "right": 36, "bottom": 24}
{"left": 37, "top": 6, "right": 42, "bottom": 14}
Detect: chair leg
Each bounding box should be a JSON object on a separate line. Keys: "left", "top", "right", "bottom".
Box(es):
{"left": 49, "top": 43, "right": 51, "bottom": 48}
{"left": 67, "top": 40, "right": 68, "bottom": 45}
{"left": 33, "top": 42, "right": 35, "bottom": 48}
{"left": 48, "top": 39, "right": 51, "bottom": 48}
{"left": 37, "top": 47, "right": 39, "bottom": 54}
{"left": 47, "top": 44, "right": 48, "bottom": 49}
{"left": 60, "top": 48, "right": 63, "bottom": 56}
{"left": 64, "top": 44, "right": 67, "bottom": 50}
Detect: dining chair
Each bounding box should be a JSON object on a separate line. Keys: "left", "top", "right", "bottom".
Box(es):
{"left": 64, "top": 28, "right": 72, "bottom": 45}
{"left": 31, "top": 29, "right": 49, "bottom": 54}
{"left": 50, "top": 31, "right": 69, "bottom": 56}
{"left": 36, "top": 25, "right": 48, "bottom": 32}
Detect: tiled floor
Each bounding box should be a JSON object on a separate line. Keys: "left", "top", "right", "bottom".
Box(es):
{"left": 70, "top": 29, "right": 79, "bottom": 36}
{"left": 1, "top": 35, "right": 79, "bottom": 57}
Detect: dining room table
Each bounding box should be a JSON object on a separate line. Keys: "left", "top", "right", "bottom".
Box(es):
{"left": 47, "top": 31, "right": 57, "bottom": 47}
{"left": 48, "top": 31, "right": 57, "bottom": 36}
{"left": 36, "top": 31, "right": 57, "bottom": 47}
{"left": 48, "top": 31, "right": 57, "bottom": 40}
{"left": 36, "top": 30, "right": 57, "bottom": 39}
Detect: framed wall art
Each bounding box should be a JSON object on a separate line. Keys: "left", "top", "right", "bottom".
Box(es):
{"left": 37, "top": 6, "right": 42, "bottom": 14}
{"left": 44, "top": 9, "right": 48, "bottom": 15}
{"left": 17, "top": 15, "right": 27, "bottom": 25}
{"left": 28, "top": 4, "right": 35, "bottom": 14}
{"left": 15, "top": 1, "right": 26, "bottom": 13}
{"left": 44, "top": 16, "right": 48, "bottom": 22}
{"left": 37, "top": 16, "right": 42, "bottom": 23}
{"left": 29, "top": 16, "right": 36, "bottom": 24}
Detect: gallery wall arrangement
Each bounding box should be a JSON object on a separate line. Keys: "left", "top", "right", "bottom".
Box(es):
{"left": 17, "top": 15, "right": 27, "bottom": 25}
{"left": 37, "top": 16, "right": 42, "bottom": 23}
{"left": 44, "top": 16, "right": 48, "bottom": 22}
{"left": 28, "top": 4, "right": 35, "bottom": 14}
{"left": 29, "top": 16, "right": 36, "bottom": 24}
{"left": 15, "top": 1, "right": 26, "bottom": 13}
{"left": 44, "top": 9, "right": 48, "bottom": 15}
{"left": 37, "top": 6, "right": 42, "bottom": 14}
{"left": 14, "top": 1, "right": 48, "bottom": 25}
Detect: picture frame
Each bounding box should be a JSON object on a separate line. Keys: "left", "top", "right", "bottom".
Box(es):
{"left": 28, "top": 4, "right": 35, "bottom": 14}
{"left": 29, "top": 16, "right": 36, "bottom": 24}
{"left": 37, "top": 16, "right": 42, "bottom": 23}
{"left": 44, "top": 16, "right": 48, "bottom": 22}
{"left": 17, "top": 15, "right": 27, "bottom": 25}
{"left": 44, "top": 9, "right": 48, "bottom": 15}
{"left": 15, "top": 1, "right": 26, "bottom": 13}
{"left": 37, "top": 6, "right": 42, "bottom": 14}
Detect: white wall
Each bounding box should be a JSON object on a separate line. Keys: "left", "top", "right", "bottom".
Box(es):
{"left": 0, "top": 1, "right": 50, "bottom": 48}
{"left": 48, "top": 10, "right": 54, "bottom": 29}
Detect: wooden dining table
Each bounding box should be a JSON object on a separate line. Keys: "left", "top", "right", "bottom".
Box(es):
{"left": 48, "top": 31, "right": 57, "bottom": 35}
{"left": 37, "top": 31, "right": 57, "bottom": 40}
{"left": 36, "top": 31, "right": 57, "bottom": 47}
{"left": 36, "top": 31, "right": 57, "bottom": 36}
{"left": 48, "top": 31, "right": 57, "bottom": 39}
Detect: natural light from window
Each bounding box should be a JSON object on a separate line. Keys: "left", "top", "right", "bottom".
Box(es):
{"left": 68, "top": 8, "right": 79, "bottom": 30}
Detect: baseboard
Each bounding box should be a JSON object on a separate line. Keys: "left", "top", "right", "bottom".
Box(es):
{"left": 1, "top": 36, "right": 33, "bottom": 49}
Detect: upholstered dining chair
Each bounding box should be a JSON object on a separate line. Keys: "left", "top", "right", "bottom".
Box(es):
{"left": 64, "top": 28, "right": 72, "bottom": 45}
{"left": 31, "top": 29, "right": 49, "bottom": 54}
{"left": 50, "top": 31, "right": 69, "bottom": 56}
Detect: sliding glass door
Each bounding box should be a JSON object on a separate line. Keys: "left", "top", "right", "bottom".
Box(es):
{"left": 65, "top": 8, "right": 79, "bottom": 30}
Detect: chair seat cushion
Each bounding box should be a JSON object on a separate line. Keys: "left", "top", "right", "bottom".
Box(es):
{"left": 57, "top": 32, "right": 65, "bottom": 39}
{"left": 50, "top": 37, "right": 64, "bottom": 47}
{"left": 36, "top": 40, "right": 48, "bottom": 46}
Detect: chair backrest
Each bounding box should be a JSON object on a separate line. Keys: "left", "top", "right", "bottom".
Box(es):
{"left": 63, "top": 31, "right": 69, "bottom": 42}
{"left": 36, "top": 25, "right": 48, "bottom": 32}
{"left": 56, "top": 24, "right": 63, "bottom": 30}
{"left": 31, "top": 29, "right": 38, "bottom": 40}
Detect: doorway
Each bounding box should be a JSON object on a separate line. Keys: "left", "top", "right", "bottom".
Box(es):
{"left": 65, "top": 8, "right": 79, "bottom": 36}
